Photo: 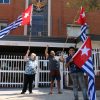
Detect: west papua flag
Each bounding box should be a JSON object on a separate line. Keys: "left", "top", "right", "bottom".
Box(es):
{"left": 76, "top": 7, "right": 86, "bottom": 25}
{"left": 74, "top": 6, "right": 96, "bottom": 100}
{"left": 73, "top": 37, "right": 96, "bottom": 100}
{"left": 73, "top": 37, "right": 92, "bottom": 69}
{"left": 0, "top": 4, "right": 33, "bottom": 38}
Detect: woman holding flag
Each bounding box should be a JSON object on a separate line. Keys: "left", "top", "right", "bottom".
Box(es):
{"left": 21, "top": 49, "right": 38, "bottom": 94}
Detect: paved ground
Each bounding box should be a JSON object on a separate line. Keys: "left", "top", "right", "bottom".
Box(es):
{"left": 0, "top": 88, "right": 100, "bottom": 100}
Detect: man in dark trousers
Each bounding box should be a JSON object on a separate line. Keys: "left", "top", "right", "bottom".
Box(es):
{"left": 65, "top": 47, "right": 88, "bottom": 100}
{"left": 45, "top": 45, "right": 62, "bottom": 94}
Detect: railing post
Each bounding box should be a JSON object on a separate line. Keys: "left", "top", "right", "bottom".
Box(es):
{"left": 60, "top": 62, "right": 63, "bottom": 89}
{"left": 66, "top": 68, "right": 69, "bottom": 87}
{"left": 35, "top": 56, "right": 39, "bottom": 88}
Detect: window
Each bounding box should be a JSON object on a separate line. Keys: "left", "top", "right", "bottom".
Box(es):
{"left": 0, "top": 0, "right": 10, "bottom": 4}
{"left": 67, "top": 24, "right": 89, "bottom": 38}
{"left": 0, "top": 23, "right": 7, "bottom": 30}
{"left": 27, "top": 0, "right": 48, "bottom": 37}
{"left": 31, "top": 15, "right": 48, "bottom": 36}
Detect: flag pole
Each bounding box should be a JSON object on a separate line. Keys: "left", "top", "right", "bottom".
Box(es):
{"left": 61, "top": 0, "right": 85, "bottom": 55}
{"left": 73, "top": 1, "right": 86, "bottom": 49}
{"left": 28, "top": 4, "right": 33, "bottom": 50}
{"left": 61, "top": 7, "right": 81, "bottom": 55}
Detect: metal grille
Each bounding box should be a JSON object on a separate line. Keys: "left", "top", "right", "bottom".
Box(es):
{"left": 0, "top": 49, "right": 100, "bottom": 88}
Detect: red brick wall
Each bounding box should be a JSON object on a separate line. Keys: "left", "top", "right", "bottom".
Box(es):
{"left": 87, "top": 11, "right": 100, "bottom": 35}
{"left": 51, "top": 0, "right": 62, "bottom": 37}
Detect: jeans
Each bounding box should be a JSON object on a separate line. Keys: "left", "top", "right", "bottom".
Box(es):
{"left": 70, "top": 72, "right": 88, "bottom": 100}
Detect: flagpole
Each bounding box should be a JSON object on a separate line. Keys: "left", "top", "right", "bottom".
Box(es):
{"left": 72, "top": 4, "right": 97, "bottom": 100}
{"left": 62, "top": 0, "right": 86, "bottom": 55}
{"left": 61, "top": 8, "right": 81, "bottom": 55}
{"left": 73, "top": 1, "right": 87, "bottom": 49}
{"left": 28, "top": 4, "right": 33, "bottom": 50}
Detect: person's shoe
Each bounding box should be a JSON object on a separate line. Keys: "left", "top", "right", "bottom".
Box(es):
{"left": 58, "top": 91, "right": 62, "bottom": 94}
{"left": 21, "top": 92, "right": 25, "bottom": 94}
{"left": 74, "top": 98, "right": 78, "bottom": 100}
{"left": 48, "top": 92, "right": 53, "bottom": 95}
{"left": 85, "top": 98, "right": 89, "bottom": 100}
{"left": 29, "top": 92, "right": 33, "bottom": 94}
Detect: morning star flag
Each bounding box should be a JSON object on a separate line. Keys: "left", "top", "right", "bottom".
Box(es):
{"left": 0, "top": 16, "right": 22, "bottom": 38}
{"left": 76, "top": 6, "right": 86, "bottom": 25}
{"left": 76, "top": 6, "right": 88, "bottom": 42}
{"left": 73, "top": 37, "right": 92, "bottom": 71}
{"left": 74, "top": 7, "right": 96, "bottom": 100}
{"left": 73, "top": 37, "right": 96, "bottom": 100}
{"left": 0, "top": 4, "right": 33, "bottom": 38}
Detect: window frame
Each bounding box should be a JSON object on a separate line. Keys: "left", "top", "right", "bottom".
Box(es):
{"left": 0, "top": 22, "right": 7, "bottom": 30}
{"left": 67, "top": 24, "right": 89, "bottom": 38}
{"left": 0, "top": 0, "right": 10, "bottom": 4}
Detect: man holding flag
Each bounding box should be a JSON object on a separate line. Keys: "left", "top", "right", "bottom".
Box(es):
{"left": 65, "top": 46, "right": 88, "bottom": 100}
{"left": 73, "top": 7, "right": 96, "bottom": 100}
{"left": 61, "top": 6, "right": 96, "bottom": 100}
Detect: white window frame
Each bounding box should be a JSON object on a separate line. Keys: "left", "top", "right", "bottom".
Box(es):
{"left": 0, "top": 0, "right": 10, "bottom": 4}
{"left": 67, "top": 24, "right": 89, "bottom": 38}
{"left": 0, "top": 23, "right": 7, "bottom": 30}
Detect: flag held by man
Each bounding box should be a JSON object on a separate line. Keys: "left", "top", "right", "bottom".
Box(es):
{"left": 74, "top": 6, "right": 96, "bottom": 100}
{"left": 73, "top": 37, "right": 94, "bottom": 78}
{"left": 76, "top": 7, "right": 86, "bottom": 25}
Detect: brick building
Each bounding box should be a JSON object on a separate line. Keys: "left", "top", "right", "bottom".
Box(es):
{"left": 0, "top": 0, "right": 100, "bottom": 53}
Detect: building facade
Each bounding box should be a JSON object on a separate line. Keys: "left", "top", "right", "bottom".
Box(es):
{"left": 0, "top": 0, "right": 100, "bottom": 36}
{"left": 0, "top": 0, "right": 100, "bottom": 52}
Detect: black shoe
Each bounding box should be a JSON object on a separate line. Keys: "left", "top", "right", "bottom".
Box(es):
{"left": 74, "top": 98, "right": 78, "bottom": 100}
{"left": 48, "top": 92, "right": 53, "bottom": 95}
{"left": 21, "top": 92, "right": 25, "bottom": 94}
{"left": 58, "top": 91, "right": 62, "bottom": 94}
{"left": 85, "top": 99, "right": 89, "bottom": 100}
{"left": 29, "top": 92, "right": 33, "bottom": 94}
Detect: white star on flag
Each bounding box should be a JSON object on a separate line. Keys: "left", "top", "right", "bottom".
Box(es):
{"left": 24, "top": 13, "right": 29, "bottom": 18}
{"left": 81, "top": 12, "right": 85, "bottom": 18}
{"left": 81, "top": 46, "right": 90, "bottom": 56}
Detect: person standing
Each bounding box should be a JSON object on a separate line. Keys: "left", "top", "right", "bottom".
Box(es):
{"left": 45, "top": 45, "right": 62, "bottom": 94}
{"left": 65, "top": 47, "right": 88, "bottom": 100}
{"left": 21, "top": 49, "right": 38, "bottom": 94}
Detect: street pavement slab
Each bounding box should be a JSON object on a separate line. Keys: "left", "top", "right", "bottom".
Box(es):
{"left": 0, "top": 88, "right": 100, "bottom": 100}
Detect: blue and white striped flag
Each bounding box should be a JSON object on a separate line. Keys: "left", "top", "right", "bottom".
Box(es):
{"left": 0, "top": 15, "right": 22, "bottom": 38}
{"left": 0, "top": 4, "right": 33, "bottom": 38}
{"left": 75, "top": 6, "right": 96, "bottom": 100}
{"left": 80, "top": 23, "right": 88, "bottom": 42}
{"left": 80, "top": 24, "right": 96, "bottom": 100}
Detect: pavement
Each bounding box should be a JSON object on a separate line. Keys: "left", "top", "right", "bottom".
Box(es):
{"left": 0, "top": 88, "right": 100, "bottom": 100}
